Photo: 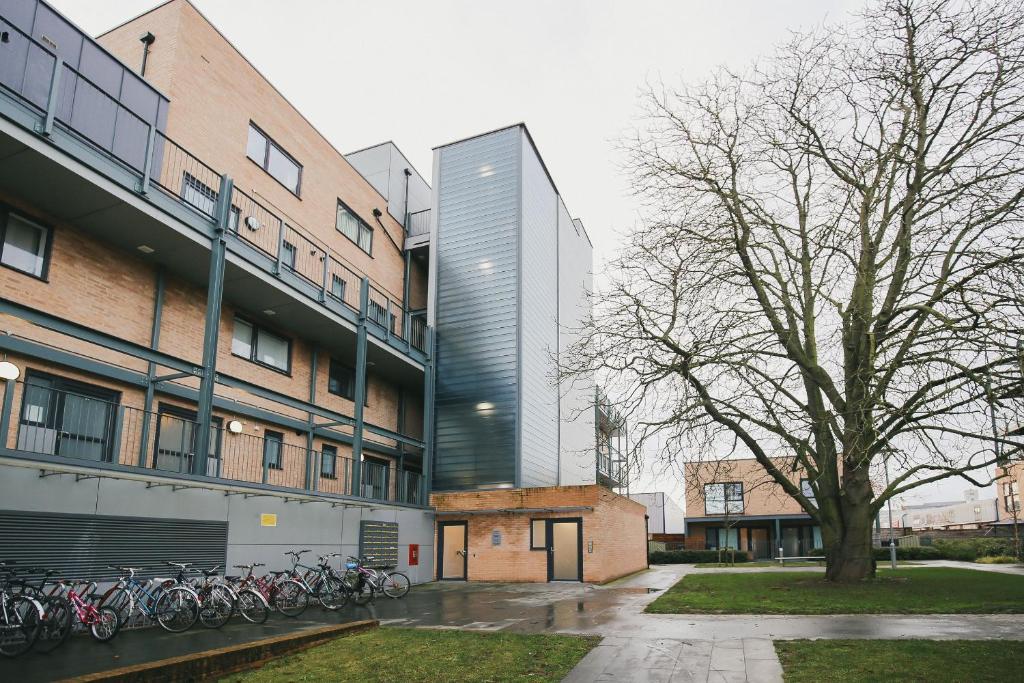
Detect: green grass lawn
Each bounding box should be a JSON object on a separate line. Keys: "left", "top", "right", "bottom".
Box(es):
{"left": 645, "top": 567, "right": 1024, "bottom": 614}
{"left": 775, "top": 640, "right": 1024, "bottom": 682}
{"left": 221, "top": 628, "right": 600, "bottom": 683}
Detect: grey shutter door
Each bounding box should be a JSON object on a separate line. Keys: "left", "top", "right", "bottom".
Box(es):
{"left": 0, "top": 510, "right": 227, "bottom": 581}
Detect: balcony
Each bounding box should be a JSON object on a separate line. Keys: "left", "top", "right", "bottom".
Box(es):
{"left": 0, "top": 380, "right": 426, "bottom": 507}
{"left": 597, "top": 442, "right": 626, "bottom": 489}
{"left": 0, "top": 14, "right": 429, "bottom": 369}
{"left": 405, "top": 209, "right": 431, "bottom": 251}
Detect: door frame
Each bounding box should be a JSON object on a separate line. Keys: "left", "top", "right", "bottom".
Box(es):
{"left": 546, "top": 517, "right": 583, "bottom": 582}
{"left": 437, "top": 520, "right": 468, "bottom": 581}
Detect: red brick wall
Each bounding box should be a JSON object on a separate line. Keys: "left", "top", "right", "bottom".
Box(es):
{"left": 431, "top": 486, "right": 648, "bottom": 583}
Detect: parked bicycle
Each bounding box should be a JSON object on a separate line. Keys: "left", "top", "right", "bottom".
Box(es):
{"left": 229, "top": 562, "right": 308, "bottom": 618}
{"left": 285, "top": 550, "right": 348, "bottom": 611}
{"left": 97, "top": 566, "right": 199, "bottom": 632}
{"left": 0, "top": 562, "right": 43, "bottom": 657}
{"left": 52, "top": 579, "right": 119, "bottom": 643}
{"left": 343, "top": 556, "right": 411, "bottom": 603}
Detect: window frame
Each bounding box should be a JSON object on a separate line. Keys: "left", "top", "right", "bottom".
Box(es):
{"left": 246, "top": 122, "right": 303, "bottom": 196}
{"left": 335, "top": 200, "right": 374, "bottom": 256}
{"left": 704, "top": 482, "right": 744, "bottom": 516}
{"left": 17, "top": 369, "right": 120, "bottom": 462}
{"left": 0, "top": 207, "right": 53, "bottom": 281}
{"left": 320, "top": 443, "right": 338, "bottom": 479}
{"left": 263, "top": 430, "right": 284, "bottom": 470}
{"left": 231, "top": 317, "right": 292, "bottom": 375}
{"left": 529, "top": 518, "right": 548, "bottom": 550}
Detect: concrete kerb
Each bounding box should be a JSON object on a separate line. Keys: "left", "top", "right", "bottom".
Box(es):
{"left": 59, "top": 620, "right": 378, "bottom": 683}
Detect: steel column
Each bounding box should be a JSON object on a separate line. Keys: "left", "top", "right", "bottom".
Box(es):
{"left": 138, "top": 269, "right": 166, "bottom": 466}
{"left": 306, "top": 348, "right": 318, "bottom": 491}
{"left": 0, "top": 379, "right": 15, "bottom": 447}
{"left": 38, "top": 57, "right": 62, "bottom": 137}
{"left": 350, "top": 277, "right": 370, "bottom": 496}
{"left": 195, "top": 175, "right": 233, "bottom": 477}
{"left": 420, "top": 326, "right": 435, "bottom": 505}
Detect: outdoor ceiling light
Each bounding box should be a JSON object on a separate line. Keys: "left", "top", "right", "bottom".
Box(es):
{"left": 227, "top": 420, "right": 244, "bottom": 434}
{"left": 476, "top": 401, "right": 495, "bottom": 412}
{"left": 0, "top": 361, "right": 20, "bottom": 381}
{"left": 137, "top": 245, "right": 155, "bottom": 254}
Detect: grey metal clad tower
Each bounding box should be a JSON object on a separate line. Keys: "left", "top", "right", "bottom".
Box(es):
{"left": 430, "top": 124, "right": 595, "bottom": 491}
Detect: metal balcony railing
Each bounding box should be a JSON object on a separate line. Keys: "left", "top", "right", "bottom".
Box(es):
{"left": 0, "top": 15, "right": 426, "bottom": 360}
{"left": 5, "top": 381, "right": 424, "bottom": 506}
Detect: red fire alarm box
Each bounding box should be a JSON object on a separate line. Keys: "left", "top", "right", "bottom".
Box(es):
{"left": 409, "top": 543, "right": 419, "bottom": 566}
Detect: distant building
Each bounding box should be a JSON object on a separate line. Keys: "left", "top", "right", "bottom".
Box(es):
{"left": 991, "top": 460, "right": 1023, "bottom": 533}
{"left": 629, "top": 492, "right": 686, "bottom": 535}
{"left": 900, "top": 489, "right": 998, "bottom": 530}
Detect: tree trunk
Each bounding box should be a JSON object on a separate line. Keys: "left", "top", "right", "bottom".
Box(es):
{"left": 824, "top": 507, "right": 876, "bottom": 582}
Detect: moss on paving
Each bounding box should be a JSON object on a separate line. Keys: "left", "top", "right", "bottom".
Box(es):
{"left": 221, "top": 627, "right": 600, "bottom": 683}
{"left": 775, "top": 640, "right": 1024, "bottom": 682}
{"left": 645, "top": 567, "right": 1024, "bottom": 614}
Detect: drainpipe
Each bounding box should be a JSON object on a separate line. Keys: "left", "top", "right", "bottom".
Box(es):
{"left": 138, "top": 268, "right": 165, "bottom": 466}
{"left": 139, "top": 32, "right": 156, "bottom": 77}
{"left": 645, "top": 514, "right": 650, "bottom": 569}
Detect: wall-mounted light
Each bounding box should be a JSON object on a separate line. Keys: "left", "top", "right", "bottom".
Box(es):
{"left": 0, "top": 361, "right": 20, "bottom": 381}
{"left": 476, "top": 402, "right": 495, "bottom": 413}
{"left": 227, "top": 420, "right": 244, "bottom": 434}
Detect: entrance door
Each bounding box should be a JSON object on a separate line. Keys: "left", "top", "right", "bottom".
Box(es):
{"left": 438, "top": 521, "right": 467, "bottom": 580}
{"left": 547, "top": 519, "right": 582, "bottom": 582}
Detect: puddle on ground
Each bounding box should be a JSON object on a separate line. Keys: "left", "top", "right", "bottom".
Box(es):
{"left": 614, "top": 587, "right": 663, "bottom": 594}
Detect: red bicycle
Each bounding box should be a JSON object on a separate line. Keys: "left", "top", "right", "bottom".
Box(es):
{"left": 52, "top": 579, "right": 120, "bottom": 642}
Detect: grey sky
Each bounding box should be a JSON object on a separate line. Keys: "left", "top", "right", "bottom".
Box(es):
{"left": 50, "top": 0, "right": 983, "bottom": 508}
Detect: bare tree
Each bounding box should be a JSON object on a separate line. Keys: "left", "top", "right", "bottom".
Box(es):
{"left": 565, "top": 0, "right": 1024, "bottom": 581}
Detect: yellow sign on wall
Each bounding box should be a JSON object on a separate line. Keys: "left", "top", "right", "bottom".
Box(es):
{"left": 260, "top": 513, "right": 278, "bottom": 527}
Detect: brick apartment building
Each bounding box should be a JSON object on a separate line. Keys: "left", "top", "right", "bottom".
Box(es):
{"left": 0, "top": 0, "right": 641, "bottom": 583}
{"left": 994, "top": 459, "right": 1023, "bottom": 532}
{"left": 683, "top": 458, "right": 821, "bottom": 559}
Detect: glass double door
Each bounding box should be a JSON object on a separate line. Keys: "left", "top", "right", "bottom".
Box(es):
{"left": 153, "top": 405, "right": 222, "bottom": 476}
{"left": 17, "top": 372, "right": 119, "bottom": 462}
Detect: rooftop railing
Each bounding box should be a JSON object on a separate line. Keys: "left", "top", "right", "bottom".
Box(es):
{"left": 0, "top": 15, "right": 426, "bottom": 356}
{"left": 407, "top": 209, "right": 431, "bottom": 238}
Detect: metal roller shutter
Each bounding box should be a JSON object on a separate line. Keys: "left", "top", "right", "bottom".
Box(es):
{"left": 0, "top": 510, "right": 228, "bottom": 581}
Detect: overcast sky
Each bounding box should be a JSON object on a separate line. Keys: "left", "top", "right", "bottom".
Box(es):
{"left": 50, "top": 0, "right": 988, "bottom": 508}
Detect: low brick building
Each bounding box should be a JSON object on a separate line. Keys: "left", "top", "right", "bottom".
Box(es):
{"left": 432, "top": 486, "right": 647, "bottom": 583}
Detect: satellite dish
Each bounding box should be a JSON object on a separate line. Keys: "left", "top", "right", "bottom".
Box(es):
{"left": 245, "top": 216, "right": 261, "bottom": 231}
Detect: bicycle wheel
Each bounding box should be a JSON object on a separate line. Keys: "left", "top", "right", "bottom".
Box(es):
{"left": 317, "top": 576, "right": 349, "bottom": 611}
{"left": 154, "top": 587, "right": 199, "bottom": 633}
{"left": 236, "top": 589, "right": 268, "bottom": 624}
{"left": 197, "top": 585, "right": 234, "bottom": 629}
{"left": 89, "top": 606, "right": 120, "bottom": 642}
{"left": 349, "top": 575, "right": 374, "bottom": 606}
{"left": 272, "top": 580, "right": 309, "bottom": 618}
{"left": 381, "top": 571, "right": 411, "bottom": 599}
{"left": 0, "top": 595, "right": 42, "bottom": 657}
{"left": 34, "top": 595, "right": 72, "bottom": 653}
{"left": 97, "top": 585, "right": 135, "bottom": 627}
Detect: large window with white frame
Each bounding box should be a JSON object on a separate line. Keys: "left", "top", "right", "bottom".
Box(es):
{"left": 704, "top": 482, "right": 744, "bottom": 515}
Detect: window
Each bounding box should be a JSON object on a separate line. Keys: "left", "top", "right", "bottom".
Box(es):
{"left": 530, "top": 519, "right": 547, "bottom": 550}
{"left": 264, "top": 430, "right": 283, "bottom": 470}
{"left": 320, "top": 444, "right": 337, "bottom": 479}
{"left": 704, "top": 482, "right": 743, "bottom": 515}
{"left": 246, "top": 123, "right": 302, "bottom": 195}
{"left": 361, "top": 456, "right": 388, "bottom": 499}
{"left": 281, "top": 240, "right": 297, "bottom": 270}
{"left": 330, "top": 274, "right": 347, "bottom": 301}
{"left": 705, "top": 527, "right": 739, "bottom": 551}
{"left": 1, "top": 211, "right": 51, "bottom": 279}
{"left": 328, "top": 358, "right": 355, "bottom": 400}
{"left": 154, "top": 405, "right": 222, "bottom": 477}
{"left": 336, "top": 201, "right": 373, "bottom": 255}
{"left": 17, "top": 371, "right": 118, "bottom": 462}
{"left": 181, "top": 172, "right": 217, "bottom": 216}
{"left": 231, "top": 318, "right": 290, "bottom": 373}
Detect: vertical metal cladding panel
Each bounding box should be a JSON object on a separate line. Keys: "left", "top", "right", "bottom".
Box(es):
{"left": 558, "top": 203, "right": 596, "bottom": 485}
{"left": 518, "top": 132, "right": 559, "bottom": 487}
{"left": 0, "top": 509, "right": 227, "bottom": 581}
{"left": 434, "top": 128, "right": 521, "bottom": 489}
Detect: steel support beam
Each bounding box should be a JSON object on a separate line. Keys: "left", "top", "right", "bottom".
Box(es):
{"left": 139, "top": 269, "right": 166, "bottom": 465}
{"left": 420, "top": 326, "right": 435, "bottom": 505}
{"left": 0, "top": 379, "right": 15, "bottom": 447}
{"left": 350, "top": 277, "right": 369, "bottom": 497}
{"left": 195, "top": 175, "right": 232, "bottom": 477}
{"left": 306, "top": 348, "right": 317, "bottom": 491}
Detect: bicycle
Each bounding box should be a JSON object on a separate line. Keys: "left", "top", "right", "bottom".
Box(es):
{"left": 285, "top": 550, "right": 347, "bottom": 611}
{"left": 6, "top": 566, "right": 73, "bottom": 653}
{"left": 0, "top": 562, "right": 43, "bottom": 657}
{"left": 97, "top": 566, "right": 200, "bottom": 632}
{"left": 231, "top": 562, "right": 308, "bottom": 618}
{"left": 53, "top": 579, "right": 119, "bottom": 642}
{"left": 181, "top": 564, "right": 236, "bottom": 629}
